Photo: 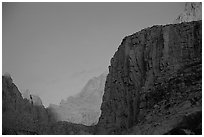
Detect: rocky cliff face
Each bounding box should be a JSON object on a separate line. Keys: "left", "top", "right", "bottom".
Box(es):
{"left": 2, "top": 74, "right": 94, "bottom": 135}
{"left": 48, "top": 72, "right": 107, "bottom": 126}
{"left": 3, "top": 20, "right": 202, "bottom": 135}
{"left": 2, "top": 75, "right": 51, "bottom": 134}
{"left": 97, "top": 21, "right": 202, "bottom": 134}
{"left": 174, "top": 2, "right": 202, "bottom": 24}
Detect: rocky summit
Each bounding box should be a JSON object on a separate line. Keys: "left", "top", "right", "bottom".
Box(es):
{"left": 48, "top": 72, "right": 107, "bottom": 126}
{"left": 174, "top": 2, "right": 202, "bottom": 24}
{"left": 96, "top": 20, "right": 202, "bottom": 134}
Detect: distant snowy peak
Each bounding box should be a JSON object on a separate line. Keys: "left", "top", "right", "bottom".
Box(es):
{"left": 174, "top": 2, "right": 202, "bottom": 24}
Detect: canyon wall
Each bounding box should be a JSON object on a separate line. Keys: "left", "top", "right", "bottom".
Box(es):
{"left": 3, "top": 20, "right": 202, "bottom": 135}
{"left": 97, "top": 21, "right": 202, "bottom": 134}
{"left": 2, "top": 75, "right": 51, "bottom": 134}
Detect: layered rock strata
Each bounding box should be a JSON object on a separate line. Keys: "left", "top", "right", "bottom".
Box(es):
{"left": 97, "top": 21, "right": 202, "bottom": 134}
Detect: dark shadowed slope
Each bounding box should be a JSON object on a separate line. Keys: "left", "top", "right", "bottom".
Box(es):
{"left": 2, "top": 74, "right": 95, "bottom": 135}
{"left": 2, "top": 20, "right": 202, "bottom": 135}
{"left": 3, "top": 3, "right": 202, "bottom": 134}
{"left": 97, "top": 20, "right": 202, "bottom": 135}
{"left": 2, "top": 75, "right": 50, "bottom": 134}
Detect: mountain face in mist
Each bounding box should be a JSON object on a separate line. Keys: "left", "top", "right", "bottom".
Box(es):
{"left": 173, "top": 2, "right": 202, "bottom": 24}
{"left": 3, "top": 21, "right": 202, "bottom": 135}
{"left": 2, "top": 74, "right": 94, "bottom": 135}
{"left": 2, "top": 3, "right": 202, "bottom": 135}
{"left": 48, "top": 72, "right": 107, "bottom": 126}
{"left": 97, "top": 20, "right": 202, "bottom": 134}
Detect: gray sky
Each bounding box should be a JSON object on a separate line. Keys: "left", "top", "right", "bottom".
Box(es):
{"left": 3, "top": 2, "right": 184, "bottom": 107}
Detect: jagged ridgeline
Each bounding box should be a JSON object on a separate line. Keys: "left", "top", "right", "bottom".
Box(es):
{"left": 48, "top": 72, "right": 107, "bottom": 126}
{"left": 97, "top": 20, "right": 202, "bottom": 134}
{"left": 2, "top": 74, "right": 94, "bottom": 135}
{"left": 2, "top": 74, "right": 50, "bottom": 134}
{"left": 2, "top": 20, "right": 202, "bottom": 135}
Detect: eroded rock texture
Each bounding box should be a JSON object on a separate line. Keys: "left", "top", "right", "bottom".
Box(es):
{"left": 174, "top": 2, "right": 202, "bottom": 24}
{"left": 2, "top": 75, "right": 95, "bottom": 135}
{"left": 2, "top": 21, "right": 202, "bottom": 135}
{"left": 48, "top": 72, "right": 107, "bottom": 126}
{"left": 2, "top": 75, "right": 50, "bottom": 134}
{"left": 97, "top": 21, "right": 202, "bottom": 134}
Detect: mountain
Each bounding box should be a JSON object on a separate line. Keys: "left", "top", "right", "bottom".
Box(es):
{"left": 96, "top": 20, "right": 202, "bottom": 134}
{"left": 173, "top": 2, "right": 202, "bottom": 24}
{"left": 3, "top": 20, "right": 202, "bottom": 135}
{"left": 2, "top": 74, "right": 94, "bottom": 135}
{"left": 2, "top": 74, "right": 50, "bottom": 134}
{"left": 3, "top": 2, "right": 202, "bottom": 134}
{"left": 48, "top": 72, "right": 107, "bottom": 126}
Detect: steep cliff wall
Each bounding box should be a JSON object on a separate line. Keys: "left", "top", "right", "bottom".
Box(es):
{"left": 97, "top": 21, "right": 202, "bottom": 134}
{"left": 2, "top": 75, "right": 51, "bottom": 134}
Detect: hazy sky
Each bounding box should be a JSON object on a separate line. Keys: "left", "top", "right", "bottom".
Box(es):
{"left": 3, "top": 2, "right": 184, "bottom": 107}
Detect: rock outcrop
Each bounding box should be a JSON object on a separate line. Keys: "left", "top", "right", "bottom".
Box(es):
{"left": 2, "top": 75, "right": 50, "bottom": 134}
{"left": 174, "top": 2, "right": 202, "bottom": 24}
{"left": 97, "top": 21, "right": 202, "bottom": 134}
{"left": 22, "top": 89, "right": 43, "bottom": 106}
{"left": 48, "top": 72, "right": 107, "bottom": 126}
